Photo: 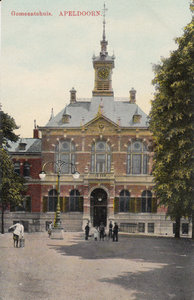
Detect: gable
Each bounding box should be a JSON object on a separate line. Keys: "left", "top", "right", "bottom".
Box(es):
{"left": 83, "top": 115, "right": 119, "bottom": 135}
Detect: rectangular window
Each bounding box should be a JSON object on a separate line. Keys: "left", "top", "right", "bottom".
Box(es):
{"left": 127, "top": 154, "right": 131, "bottom": 174}
{"left": 60, "top": 154, "right": 69, "bottom": 173}
{"left": 148, "top": 223, "right": 154, "bottom": 233}
{"left": 25, "top": 196, "right": 31, "bottom": 212}
{"left": 120, "top": 223, "right": 137, "bottom": 233}
{"left": 107, "top": 154, "right": 111, "bottom": 172}
{"left": 138, "top": 223, "right": 145, "bottom": 233}
{"left": 143, "top": 155, "right": 148, "bottom": 174}
{"left": 132, "top": 154, "right": 141, "bottom": 174}
{"left": 91, "top": 154, "right": 95, "bottom": 172}
{"left": 141, "top": 199, "right": 146, "bottom": 212}
{"left": 96, "top": 154, "right": 105, "bottom": 173}
{"left": 119, "top": 198, "right": 125, "bottom": 212}
{"left": 182, "top": 223, "right": 189, "bottom": 234}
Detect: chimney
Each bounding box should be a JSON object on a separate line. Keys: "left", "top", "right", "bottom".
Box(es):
{"left": 70, "top": 87, "right": 77, "bottom": 103}
{"left": 129, "top": 87, "right": 136, "bottom": 103}
{"left": 33, "top": 120, "right": 39, "bottom": 139}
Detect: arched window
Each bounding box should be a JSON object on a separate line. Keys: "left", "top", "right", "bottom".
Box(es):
{"left": 91, "top": 141, "right": 111, "bottom": 173}
{"left": 48, "top": 189, "right": 57, "bottom": 212}
{"left": 119, "top": 190, "right": 130, "bottom": 212}
{"left": 55, "top": 140, "right": 76, "bottom": 174}
{"left": 127, "top": 141, "right": 148, "bottom": 174}
{"left": 14, "top": 162, "right": 20, "bottom": 175}
{"left": 69, "top": 189, "right": 80, "bottom": 212}
{"left": 141, "top": 190, "right": 152, "bottom": 212}
{"left": 23, "top": 162, "right": 30, "bottom": 177}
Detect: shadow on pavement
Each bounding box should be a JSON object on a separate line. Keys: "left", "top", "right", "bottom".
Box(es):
{"left": 48, "top": 234, "right": 194, "bottom": 300}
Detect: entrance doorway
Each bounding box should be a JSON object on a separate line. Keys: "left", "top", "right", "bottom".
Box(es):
{"left": 90, "top": 188, "right": 107, "bottom": 227}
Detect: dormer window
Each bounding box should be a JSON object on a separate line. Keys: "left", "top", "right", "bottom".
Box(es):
{"left": 62, "top": 114, "right": 71, "bottom": 123}
{"left": 133, "top": 114, "right": 141, "bottom": 124}
{"left": 18, "top": 142, "right": 27, "bottom": 151}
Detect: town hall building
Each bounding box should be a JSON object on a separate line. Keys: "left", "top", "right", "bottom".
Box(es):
{"left": 4, "top": 10, "right": 191, "bottom": 237}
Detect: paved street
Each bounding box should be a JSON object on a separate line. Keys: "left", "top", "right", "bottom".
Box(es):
{"left": 0, "top": 232, "right": 193, "bottom": 300}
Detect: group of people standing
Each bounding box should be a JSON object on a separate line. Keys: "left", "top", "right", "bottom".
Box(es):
{"left": 85, "top": 221, "right": 119, "bottom": 242}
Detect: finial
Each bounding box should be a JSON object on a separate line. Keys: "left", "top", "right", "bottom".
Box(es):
{"left": 34, "top": 120, "right": 37, "bottom": 129}
{"left": 97, "top": 104, "right": 102, "bottom": 117}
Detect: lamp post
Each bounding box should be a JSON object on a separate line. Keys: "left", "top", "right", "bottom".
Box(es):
{"left": 39, "top": 160, "right": 80, "bottom": 229}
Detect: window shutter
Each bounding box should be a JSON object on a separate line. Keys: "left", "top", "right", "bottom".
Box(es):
{"left": 152, "top": 198, "right": 157, "bottom": 213}
{"left": 136, "top": 198, "right": 141, "bottom": 213}
{"left": 25, "top": 196, "right": 31, "bottom": 212}
{"left": 60, "top": 197, "right": 64, "bottom": 212}
{"left": 114, "top": 197, "right": 119, "bottom": 214}
{"left": 79, "top": 197, "right": 84, "bottom": 212}
{"left": 42, "top": 196, "right": 48, "bottom": 213}
{"left": 64, "top": 197, "right": 69, "bottom": 212}
{"left": 130, "top": 198, "right": 136, "bottom": 212}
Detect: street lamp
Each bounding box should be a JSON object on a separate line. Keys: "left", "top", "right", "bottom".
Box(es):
{"left": 39, "top": 160, "right": 80, "bottom": 230}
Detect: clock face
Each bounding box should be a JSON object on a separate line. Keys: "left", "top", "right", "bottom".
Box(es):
{"left": 97, "top": 67, "right": 109, "bottom": 79}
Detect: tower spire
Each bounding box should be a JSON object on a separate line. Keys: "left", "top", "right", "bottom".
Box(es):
{"left": 102, "top": 2, "right": 108, "bottom": 41}
{"left": 100, "top": 3, "right": 108, "bottom": 57}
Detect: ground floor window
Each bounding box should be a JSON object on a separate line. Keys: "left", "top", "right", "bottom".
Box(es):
{"left": 141, "top": 190, "right": 152, "bottom": 212}
{"left": 148, "top": 223, "right": 154, "bottom": 233}
{"left": 69, "top": 189, "right": 80, "bottom": 211}
{"left": 120, "top": 223, "right": 137, "bottom": 233}
{"left": 138, "top": 223, "right": 145, "bottom": 233}
{"left": 48, "top": 189, "right": 57, "bottom": 212}
{"left": 119, "top": 190, "right": 130, "bottom": 212}
{"left": 182, "top": 223, "right": 189, "bottom": 234}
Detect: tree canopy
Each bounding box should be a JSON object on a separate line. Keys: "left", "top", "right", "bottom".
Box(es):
{"left": 0, "top": 111, "right": 19, "bottom": 147}
{"left": 0, "top": 110, "right": 25, "bottom": 233}
{"left": 149, "top": 19, "right": 194, "bottom": 237}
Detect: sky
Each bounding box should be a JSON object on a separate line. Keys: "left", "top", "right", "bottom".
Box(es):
{"left": 1, "top": 0, "right": 192, "bottom": 138}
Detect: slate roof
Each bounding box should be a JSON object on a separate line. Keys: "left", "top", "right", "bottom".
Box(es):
{"left": 44, "top": 96, "right": 149, "bottom": 129}
{"left": 8, "top": 138, "right": 42, "bottom": 153}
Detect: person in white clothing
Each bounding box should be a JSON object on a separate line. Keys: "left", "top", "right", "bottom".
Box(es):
{"left": 9, "top": 222, "right": 24, "bottom": 248}
{"left": 93, "top": 227, "right": 99, "bottom": 241}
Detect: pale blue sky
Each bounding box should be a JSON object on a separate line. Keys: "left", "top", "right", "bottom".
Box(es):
{"left": 1, "top": 0, "right": 192, "bottom": 137}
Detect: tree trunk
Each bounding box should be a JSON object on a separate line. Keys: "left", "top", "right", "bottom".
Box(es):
{"left": 1, "top": 207, "right": 4, "bottom": 234}
{"left": 192, "top": 210, "right": 194, "bottom": 239}
{"left": 175, "top": 216, "right": 180, "bottom": 238}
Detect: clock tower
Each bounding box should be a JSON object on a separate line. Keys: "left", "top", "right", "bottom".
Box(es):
{"left": 92, "top": 4, "right": 115, "bottom": 97}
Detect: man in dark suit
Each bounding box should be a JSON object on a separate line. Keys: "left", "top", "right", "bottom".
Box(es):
{"left": 113, "top": 222, "right": 119, "bottom": 242}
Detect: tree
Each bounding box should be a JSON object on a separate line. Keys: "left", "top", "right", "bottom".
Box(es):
{"left": 0, "top": 111, "right": 19, "bottom": 147}
{"left": 149, "top": 19, "right": 194, "bottom": 238}
{"left": 0, "top": 109, "right": 25, "bottom": 234}
{"left": 0, "top": 148, "right": 26, "bottom": 234}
